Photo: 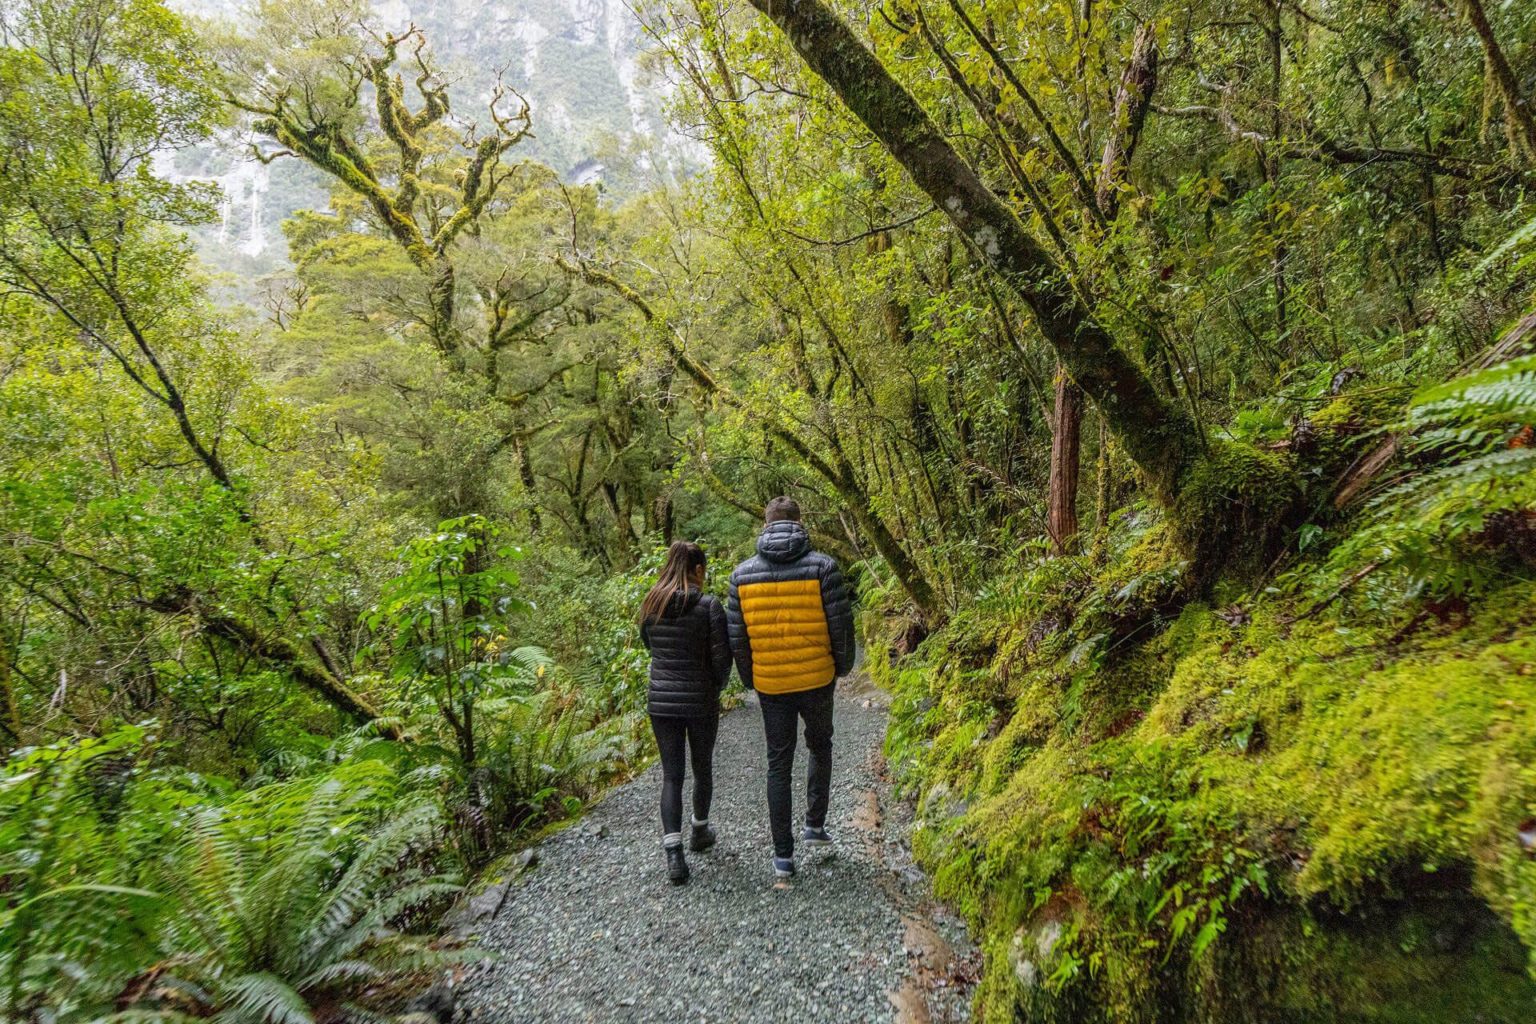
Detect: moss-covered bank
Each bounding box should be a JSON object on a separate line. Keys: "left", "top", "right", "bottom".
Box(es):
{"left": 877, "top": 514, "right": 1536, "bottom": 1021}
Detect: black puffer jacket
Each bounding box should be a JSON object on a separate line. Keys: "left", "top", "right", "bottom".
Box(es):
{"left": 726, "top": 521, "right": 855, "bottom": 694}
{"left": 640, "top": 589, "right": 732, "bottom": 717}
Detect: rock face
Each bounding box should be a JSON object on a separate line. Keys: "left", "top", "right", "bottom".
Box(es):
{"left": 166, "top": 0, "right": 685, "bottom": 267}
{"left": 154, "top": 138, "right": 308, "bottom": 267}
{"left": 377, "top": 0, "right": 672, "bottom": 178}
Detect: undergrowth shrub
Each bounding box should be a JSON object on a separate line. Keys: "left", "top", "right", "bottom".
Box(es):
{"left": 0, "top": 727, "right": 165, "bottom": 1020}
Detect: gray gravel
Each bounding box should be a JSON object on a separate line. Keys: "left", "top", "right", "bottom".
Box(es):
{"left": 453, "top": 677, "right": 975, "bottom": 1023}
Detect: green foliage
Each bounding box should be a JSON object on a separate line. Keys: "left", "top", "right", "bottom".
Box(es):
{"left": 1172, "top": 441, "right": 1299, "bottom": 585}
{"left": 873, "top": 334, "right": 1536, "bottom": 1019}
{"left": 1330, "top": 352, "right": 1536, "bottom": 603}
{"left": 476, "top": 688, "right": 631, "bottom": 828}
{"left": 151, "top": 763, "right": 463, "bottom": 1023}
{"left": 0, "top": 728, "right": 464, "bottom": 1024}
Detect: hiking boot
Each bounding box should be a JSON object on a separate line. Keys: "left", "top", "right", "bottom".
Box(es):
{"left": 772, "top": 856, "right": 796, "bottom": 880}
{"left": 802, "top": 825, "right": 833, "bottom": 848}
{"left": 689, "top": 820, "right": 716, "bottom": 853}
{"left": 666, "top": 845, "right": 690, "bottom": 885}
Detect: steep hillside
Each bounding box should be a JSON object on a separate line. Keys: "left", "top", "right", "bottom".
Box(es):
{"left": 872, "top": 351, "right": 1536, "bottom": 1021}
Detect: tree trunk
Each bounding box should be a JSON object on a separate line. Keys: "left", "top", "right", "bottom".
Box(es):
{"left": 743, "top": 0, "right": 1197, "bottom": 500}
{"left": 844, "top": 482, "right": 940, "bottom": 618}
{"left": 1095, "top": 23, "right": 1158, "bottom": 219}
{"left": 1266, "top": 3, "right": 1289, "bottom": 347}
{"left": 656, "top": 492, "right": 675, "bottom": 545}
{"left": 1048, "top": 368, "right": 1083, "bottom": 553}
{"left": 1461, "top": 0, "right": 1536, "bottom": 165}
{"left": 512, "top": 435, "right": 542, "bottom": 532}
{"left": 1095, "top": 414, "right": 1112, "bottom": 534}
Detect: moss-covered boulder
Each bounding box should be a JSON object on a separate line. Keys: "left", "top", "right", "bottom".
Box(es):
{"left": 880, "top": 569, "right": 1536, "bottom": 1023}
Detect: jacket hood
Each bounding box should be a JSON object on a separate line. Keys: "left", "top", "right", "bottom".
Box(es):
{"left": 757, "top": 521, "right": 812, "bottom": 564}
{"left": 664, "top": 587, "right": 704, "bottom": 617}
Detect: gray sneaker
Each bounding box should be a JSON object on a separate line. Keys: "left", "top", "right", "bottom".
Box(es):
{"left": 772, "top": 856, "right": 796, "bottom": 879}
{"left": 802, "top": 825, "right": 833, "bottom": 848}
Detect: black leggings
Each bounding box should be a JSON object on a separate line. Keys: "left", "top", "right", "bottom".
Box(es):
{"left": 650, "top": 714, "right": 720, "bottom": 837}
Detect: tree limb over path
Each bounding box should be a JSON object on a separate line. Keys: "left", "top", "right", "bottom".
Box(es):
{"left": 742, "top": 0, "right": 1199, "bottom": 500}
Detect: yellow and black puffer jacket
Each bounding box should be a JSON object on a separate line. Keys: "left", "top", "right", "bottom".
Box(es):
{"left": 726, "top": 522, "right": 855, "bottom": 694}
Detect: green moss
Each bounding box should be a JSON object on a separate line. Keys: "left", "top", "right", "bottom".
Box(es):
{"left": 880, "top": 566, "right": 1536, "bottom": 1022}
{"left": 1308, "top": 386, "right": 1405, "bottom": 436}
{"left": 1172, "top": 441, "right": 1299, "bottom": 584}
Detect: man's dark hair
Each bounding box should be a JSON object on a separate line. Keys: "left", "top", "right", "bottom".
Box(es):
{"left": 764, "top": 496, "right": 801, "bottom": 524}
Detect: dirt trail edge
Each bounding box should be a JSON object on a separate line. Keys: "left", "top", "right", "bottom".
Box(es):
{"left": 450, "top": 676, "right": 977, "bottom": 1023}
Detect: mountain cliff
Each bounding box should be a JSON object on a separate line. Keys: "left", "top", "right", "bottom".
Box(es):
{"left": 168, "top": 0, "right": 679, "bottom": 267}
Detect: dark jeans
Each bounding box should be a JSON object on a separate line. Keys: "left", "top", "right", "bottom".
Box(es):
{"left": 758, "top": 682, "right": 835, "bottom": 858}
{"left": 649, "top": 713, "right": 719, "bottom": 838}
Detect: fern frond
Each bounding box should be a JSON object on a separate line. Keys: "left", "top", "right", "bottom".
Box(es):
{"left": 301, "top": 799, "right": 442, "bottom": 962}
{"left": 213, "top": 972, "right": 313, "bottom": 1024}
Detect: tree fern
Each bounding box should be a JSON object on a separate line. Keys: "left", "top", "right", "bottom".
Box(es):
{"left": 133, "top": 766, "right": 464, "bottom": 1024}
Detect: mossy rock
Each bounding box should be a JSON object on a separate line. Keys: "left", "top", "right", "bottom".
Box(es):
{"left": 1194, "top": 892, "right": 1536, "bottom": 1023}
{"left": 892, "top": 568, "right": 1536, "bottom": 1023}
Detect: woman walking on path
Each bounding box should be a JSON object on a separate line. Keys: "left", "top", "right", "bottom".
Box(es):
{"left": 639, "top": 541, "right": 733, "bottom": 884}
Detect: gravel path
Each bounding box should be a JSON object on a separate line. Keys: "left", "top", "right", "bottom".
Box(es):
{"left": 452, "top": 677, "right": 976, "bottom": 1023}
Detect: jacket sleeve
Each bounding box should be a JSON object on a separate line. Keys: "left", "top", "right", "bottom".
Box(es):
{"left": 706, "top": 597, "right": 732, "bottom": 690}
{"left": 820, "top": 557, "right": 855, "bottom": 677}
{"left": 639, "top": 618, "right": 652, "bottom": 651}
{"left": 725, "top": 572, "right": 753, "bottom": 690}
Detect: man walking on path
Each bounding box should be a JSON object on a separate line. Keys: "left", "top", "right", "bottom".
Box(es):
{"left": 726, "top": 497, "right": 856, "bottom": 879}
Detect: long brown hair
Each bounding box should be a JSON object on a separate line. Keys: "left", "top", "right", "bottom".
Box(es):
{"left": 639, "top": 541, "right": 707, "bottom": 624}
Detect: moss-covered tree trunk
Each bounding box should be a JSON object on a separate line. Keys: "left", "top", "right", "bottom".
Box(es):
{"left": 1461, "top": 0, "right": 1536, "bottom": 165}
{"left": 744, "top": 0, "right": 1199, "bottom": 500}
